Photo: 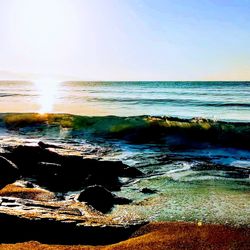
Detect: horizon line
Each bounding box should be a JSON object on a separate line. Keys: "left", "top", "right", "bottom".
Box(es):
{"left": 0, "top": 79, "right": 249, "bottom": 82}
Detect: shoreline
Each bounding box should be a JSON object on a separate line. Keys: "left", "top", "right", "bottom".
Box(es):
{"left": 0, "top": 179, "right": 249, "bottom": 249}
{"left": 0, "top": 142, "right": 249, "bottom": 249}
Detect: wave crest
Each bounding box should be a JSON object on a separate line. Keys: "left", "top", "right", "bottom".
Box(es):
{"left": 1, "top": 113, "right": 249, "bottom": 149}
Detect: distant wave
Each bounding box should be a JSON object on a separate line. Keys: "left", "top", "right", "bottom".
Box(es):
{"left": 88, "top": 97, "right": 250, "bottom": 108}
{"left": 212, "top": 103, "right": 250, "bottom": 107}
{"left": 0, "top": 113, "right": 249, "bottom": 149}
{"left": 0, "top": 93, "right": 28, "bottom": 98}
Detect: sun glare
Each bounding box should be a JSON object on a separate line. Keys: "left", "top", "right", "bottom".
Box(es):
{"left": 34, "top": 79, "right": 60, "bottom": 114}
{"left": 6, "top": 0, "right": 80, "bottom": 76}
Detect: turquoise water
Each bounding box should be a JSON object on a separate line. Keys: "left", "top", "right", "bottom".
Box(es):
{"left": 0, "top": 81, "right": 250, "bottom": 121}
{"left": 62, "top": 81, "right": 250, "bottom": 121}
{"left": 0, "top": 81, "right": 249, "bottom": 226}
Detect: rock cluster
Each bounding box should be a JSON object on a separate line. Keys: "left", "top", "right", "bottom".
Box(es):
{"left": 78, "top": 185, "right": 132, "bottom": 213}
{"left": 2, "top": 144, "right": 143, "bottom": 192}
{"left": 0, "top": 142, "right": 145, "bottom": 244}
{"left": 0, "top": 156, "right": 20, "bottom": 188}
{"left": 0, "top": 196, "right": 143, "bottom": 245}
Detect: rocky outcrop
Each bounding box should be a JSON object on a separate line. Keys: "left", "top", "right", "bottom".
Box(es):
{"left": 77, "top": 185, "right": 132, "bottom": 213}
{"left": 3, "top": 145, "right": 61, "bottom": 175}
{"left": 0, "top": 156, "right": 20, "bottom": 188}
{"left": 0, "top": 196, "right": 144, "bottom": 245}
{"left": 122, "top": 166, "right": 143, "bottom": 177}
{"left": 1, "top": 144, "right": 143, "bottom": 192}
{"left": 0, "top": 142, "right": 146, "bottom": 245}
{"left": 38, "top": 141, "right": 63, "bottom": 149}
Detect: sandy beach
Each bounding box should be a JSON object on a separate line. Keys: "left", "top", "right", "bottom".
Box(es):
{"left": 0, "top": 222, "right": 249, "bottom": 249}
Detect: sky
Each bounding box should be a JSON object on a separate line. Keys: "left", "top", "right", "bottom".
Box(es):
{"left": 0, "top": 0, "right": 249, "bottom": 81}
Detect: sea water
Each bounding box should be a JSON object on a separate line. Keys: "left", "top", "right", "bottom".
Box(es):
{"left": 0, "top": 81, "right": 250, "bottom": 121}
{"left": 0, "top": 81, "right": 249, "bottom": 226}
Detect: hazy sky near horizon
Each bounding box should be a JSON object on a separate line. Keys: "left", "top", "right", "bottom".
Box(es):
{"left": 0, "top": 0, "right": 249, "bottom": 80}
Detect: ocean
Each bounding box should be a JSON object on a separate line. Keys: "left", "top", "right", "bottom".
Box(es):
{"left": 0, "top": 81, "right": 249, "bottom": 226}
{"left": 1, "top": 81, "right": 250, "bottom": 121}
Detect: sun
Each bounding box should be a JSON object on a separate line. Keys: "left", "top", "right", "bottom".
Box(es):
{"left": 6, "top": 0, "right": 80, "bottom": 76}
{"left": 33, "top": 78, "right": 60, "bottom": 114}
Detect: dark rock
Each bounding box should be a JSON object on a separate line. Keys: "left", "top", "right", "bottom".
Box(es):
{"left": 114, "top": 196, "right": 132, "bottom": 205}
{"left": 59, "top": 157, "right": 136, "bottom": 191}
{"left": 36, "top": 162, "right": 62, "bottom": 176}
{"left": 123, "top": 167, "right": 143, "bottom": 177}
{"left": 0, "top": 196, "right": 144, "bottom": 245}
{"left": 25, "top": 181, "right": 35, "bottom": 188}
{"left": 78, "top": 185, "right": 132, "bottom": 213}
{"left": 84, "top": 173, "right": 121, "bottom": 191}
{"left": 60, "top": 155, "right": 93, "bottom": 177}
{"left": 82, "top": 162, "right": 142, "bottom": 190}
{"left": 5, "top": 145, "right": 62, "bottom": 175}
{"left": 3, "top": 145, "right": 139, "bottom": 192}
{"left": 141, "top": 188, "right": 157, "bottom": 194}
{"left": 0, "top": 156, "right": 20, "bottom": 188}
{"left": 96, "top": 161, "right": 129, "bottom": 176}
{"left": 38, "top": 141, "right": 63, "bottom": 149}
{"left": 34, "top": 162, "right": 63, "bottom": 189}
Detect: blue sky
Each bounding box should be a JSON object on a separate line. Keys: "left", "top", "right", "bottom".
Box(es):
{"left": 0, "top": 0, "right": 249, "bottom": 80}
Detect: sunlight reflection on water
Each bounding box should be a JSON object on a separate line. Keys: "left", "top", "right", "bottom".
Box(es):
{"left": 33, "top": 79, "right": 60, "bottom": 114}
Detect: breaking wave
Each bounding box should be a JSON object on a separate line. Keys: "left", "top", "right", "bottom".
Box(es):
{"left": 0, "top": 113, "right": 249, "bottom": 149}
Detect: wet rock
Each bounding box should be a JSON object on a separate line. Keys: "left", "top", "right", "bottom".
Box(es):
{"left": 114, "top": 196, "right": 133, "bottom": 205}
{"left": 81, "top": 162, "right": 142, "bottom": 190}
{"left": 34, "top": 162, "right": 65, "bottom": 190}
{"left": 0, "top": 143, "right": 147, "bottom": 244}
{"left": 0, "top": 196, "right": 143, "bottom": 245}
{"left": 46, "top": 154, "right": 141, "bottom": 192}
{"left": 141, "top": 188, "right": 157, "bottom": 194}
{"left": 25, "top": 181, "right": 35, "bottom": 188}
{"left": 36, "top": 162, "right": 62, "bottom": 181}
{"left": 0, "top": 156, "right": 20, "bottom": 188}
{"left": 2, "top": 145, "right": 141, "bottom": 192}
{"left": 78, "top": 185, "right": 132, "bottom": 213}
{"left": 84, "top": 173, "right": 121, "bottom": 191}
{"left": 123, "top": 167, "right": 143, "bottom": 177}
{"left": 38, "top": 141, "right": 63, "bottom": 149}
{"left": 37, "top": 162, "right": 62, "bottom": 175}
{"left": 4, "top": 145, "right": 61, "bottom": 175}
{"left": 95, "top": 161, "right": 130, "bottom": 176}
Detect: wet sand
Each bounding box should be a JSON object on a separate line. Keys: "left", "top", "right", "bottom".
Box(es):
{"left": 0, "top": 222, "right": 249, "bottom": 250}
